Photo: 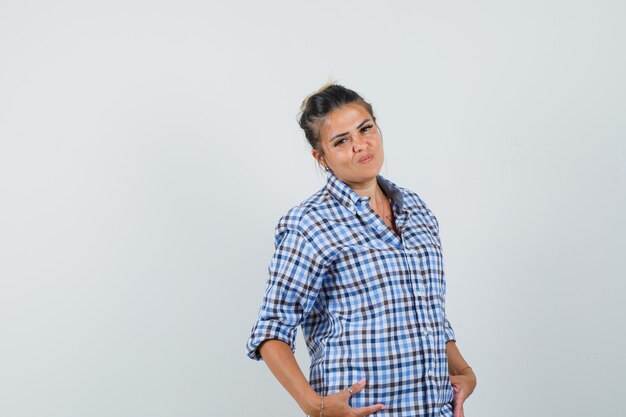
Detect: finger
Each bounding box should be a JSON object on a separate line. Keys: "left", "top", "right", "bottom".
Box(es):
{"left": 348, "top": 378, "right": 368, "bottom": 396}
{"left": 452, "top": 394, "right": 465, "bottom": 417}
{"left": 451, "top": 384, "right": 469, "bottom": 402}
{"left": 354, "top": 403, "right": 386, "bottom": 416}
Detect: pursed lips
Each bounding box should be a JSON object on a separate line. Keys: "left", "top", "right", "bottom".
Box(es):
{"left": 357, "top": 154, "right": 374, "bottom": 163}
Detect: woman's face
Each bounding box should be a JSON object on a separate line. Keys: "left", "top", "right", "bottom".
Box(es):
{"left": 313, "top": 103, "right": 384, "bottom": 188}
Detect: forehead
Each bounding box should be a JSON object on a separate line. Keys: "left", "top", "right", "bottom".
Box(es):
{"left": 321, "top": 103, "right": 372, "bottom": 139}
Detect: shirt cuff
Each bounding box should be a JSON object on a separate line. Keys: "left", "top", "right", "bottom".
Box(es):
{"left": 246, "top": 319, "right": 298, "bottom": 361}
{"left": 444, "top": 319, "right": 456, "bottom": 343}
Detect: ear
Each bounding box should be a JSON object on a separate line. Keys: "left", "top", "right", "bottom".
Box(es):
{"left": 311, "top": 149, "right": 324, "bottom": 165}
{"left": 311, "top": 149, "right": 328, "bottom": 171}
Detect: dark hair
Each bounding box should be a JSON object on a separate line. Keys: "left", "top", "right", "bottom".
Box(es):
{"left": 298, "top": 84, "right": 375, "bottom": 155}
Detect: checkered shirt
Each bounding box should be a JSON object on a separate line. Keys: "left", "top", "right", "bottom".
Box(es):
{"left": 247, "top": 172, "right": 456, "bottom": 417}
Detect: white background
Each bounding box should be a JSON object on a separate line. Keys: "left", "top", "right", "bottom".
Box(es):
{"left": 1, "top": 1, "right": 625, "bottom": 416}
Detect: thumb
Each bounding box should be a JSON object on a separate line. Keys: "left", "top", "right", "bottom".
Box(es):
{"left": 453, "top": 402, "right": 464, "bottom": 417}
{"left": 452, "top": 390, "right": 465, "bottom": 417}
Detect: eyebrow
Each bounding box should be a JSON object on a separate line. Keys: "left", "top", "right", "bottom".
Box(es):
{"left": 329, "top": 119, "right": 372, "bottom": 142}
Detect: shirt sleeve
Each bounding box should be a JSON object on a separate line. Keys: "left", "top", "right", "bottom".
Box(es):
{"left": 246, "top": 227, "right": 327, "bottom": 361}
{"left": 441, "top": 237, "right": 456, "bottom": 343}
{"left": 441, "top": 236, "right": 456, "bottom": 343}
{"left": 417, "top": 196, "right": 456, "bottom": 343}
{"left": 444, "top": 315, "right": 456, "bottom": 343}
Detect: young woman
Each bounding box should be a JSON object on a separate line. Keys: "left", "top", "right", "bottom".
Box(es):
{"left": 247, "top": 84, "right": 476, "bottom": 417}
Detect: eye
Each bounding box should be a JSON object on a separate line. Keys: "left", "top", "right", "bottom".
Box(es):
{"left": 360, "top": 124, "right": 374, "bottom": 133}
{"left": 334, "top": 137, "right": 348, "bottom": 147}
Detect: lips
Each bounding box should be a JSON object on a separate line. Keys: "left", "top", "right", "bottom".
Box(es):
{"left": 358, "top": 154, "right": 374, "bottom": 164}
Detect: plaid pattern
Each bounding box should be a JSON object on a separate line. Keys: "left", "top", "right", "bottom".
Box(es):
{"left": 247, "top": 172, "right": 456, "bottom": 417}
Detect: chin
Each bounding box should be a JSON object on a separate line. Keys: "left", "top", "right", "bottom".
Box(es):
{"left": 367, "top": 165, "right": 382, "bottom": 175}
{"left": 353, "top": 172, "right": 380, "bottom": 184}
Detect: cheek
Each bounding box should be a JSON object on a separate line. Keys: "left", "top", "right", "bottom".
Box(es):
{"left": 376, "top": 136, "right": 384, "bottom": 151}
{"left": 329, "top": 146, "right": 350, "bottom": 158}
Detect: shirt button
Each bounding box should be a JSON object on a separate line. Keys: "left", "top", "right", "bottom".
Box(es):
{"left": 427, "top": 369, "right": 434, "bottom": 377}
{"left": 417, "top": 291, "right": 424, "bottom": 298}
{"left": 423, "top": 328, "right": 429, "bottom": 335}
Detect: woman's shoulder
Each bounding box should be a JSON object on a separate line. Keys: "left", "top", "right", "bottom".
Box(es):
{"left": 271, "top": 188, "right": 341, "bottom": 260}
{"left": 275, "top": 187, "right": 331, "bottom": 231}
{"left": 394, "top": 184, "right": 440, "bottom": 230}
{"left": 401, "top": 187, "right": 430, "bottom": 211}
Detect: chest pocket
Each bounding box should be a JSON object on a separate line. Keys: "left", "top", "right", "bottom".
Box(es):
{"left": 324, "top": 244, "right": 409, "bottom": 322}
{"left": 403, "top": 209, "right": 442, "bottom": 253}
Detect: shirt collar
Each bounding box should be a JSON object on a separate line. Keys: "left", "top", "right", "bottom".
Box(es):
{"left": 325, "top": 171, "right": 406, "bottom": 213}
{"left": 377, "top": 175, "right": 405, "bottom": 212}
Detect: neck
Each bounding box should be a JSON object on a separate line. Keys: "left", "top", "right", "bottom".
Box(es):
{"left": 346, "top": 177, "right": 380, "bottom": 200}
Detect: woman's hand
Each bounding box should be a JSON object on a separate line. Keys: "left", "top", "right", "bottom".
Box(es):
{"left": 319, "top": 378, "right": 386, "bottom": 417}
{"left": 449, "top": 368, "right": 477, "bottom": 417}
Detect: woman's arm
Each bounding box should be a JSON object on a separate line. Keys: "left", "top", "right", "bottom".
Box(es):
{"left": 258, "top": 339, "right": 386, "bottom": 417}
{"left": 258, "top": 339, "right": 320, "bottom": 415}
{"left": 446, "top": 341, "right": 477, "bottom": 417}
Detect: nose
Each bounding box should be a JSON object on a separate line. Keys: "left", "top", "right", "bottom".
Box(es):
{"left": 352, "top": 135, "right": 366, "bottom": 152}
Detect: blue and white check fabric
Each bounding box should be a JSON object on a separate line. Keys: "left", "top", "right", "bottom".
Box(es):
{"left": 247, "top": 172, "right": 456, "bottom": 417}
